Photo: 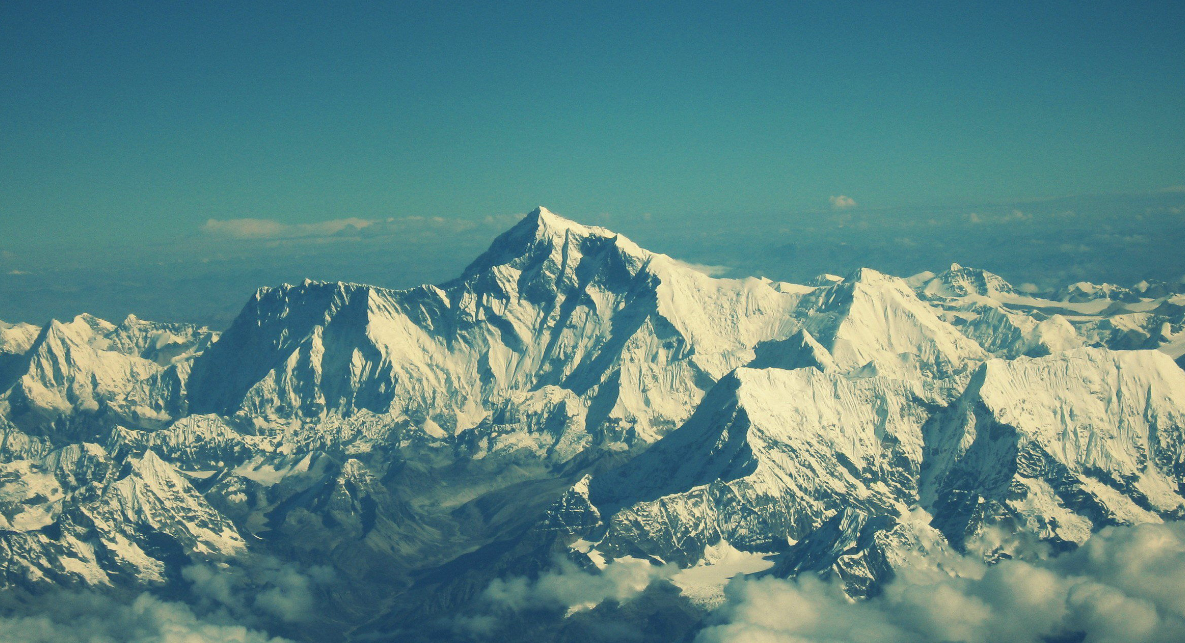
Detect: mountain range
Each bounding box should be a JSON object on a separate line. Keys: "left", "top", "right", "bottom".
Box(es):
{"left": 1, "top": 207, "right": 1183, "bottom": 642}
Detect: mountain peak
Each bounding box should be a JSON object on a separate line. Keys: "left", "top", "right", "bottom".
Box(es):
{"left": 458, "top": 206, "right": 649, "bottom": 281}
{"left": 523, "top": 205, "right": 614, "bottom": 241}
{"left": 527, "top": 205, "right": 557, "bottom": 220}
{"left": 919, "top": 263, "right": 1016, "bottom": 299}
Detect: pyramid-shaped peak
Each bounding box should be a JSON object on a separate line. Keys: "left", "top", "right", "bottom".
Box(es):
{"left": 843, "top": 266, "right": 894, "bottom": 285}
{"left": 921, "top": 263, "right": 1016, "bottom": 299}
{"left": 460, "top": 207, "right": 652, "bottom": 280}
{"left": 522, "top": 206, "right": 615, "bottom": 240}
{"left": 529, "top": 205, "right": 557, "bottom": 219}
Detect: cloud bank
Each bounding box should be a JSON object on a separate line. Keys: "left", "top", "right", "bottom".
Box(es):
{"left": 0, "top": 592, "right": 291, "bottom": 643}
{"left": 0, "top": 557, "right": 337, "bottom": 643}
{"left": 697, "top": 521, "right": 1185, "bottom": 643}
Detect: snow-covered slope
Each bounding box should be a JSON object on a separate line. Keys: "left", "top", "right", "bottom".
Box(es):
{"left": 188, "top": 207, "right": 804, "bottom": 454}
{"left": 0, "top": 320, "right": 39, "bottom": 366}
{"left": 924, "top": 348, "right": 1185, "bottom": 549}
{"left": 553, "top": 347, "right": 1185, "bottom": 596}
{"left": 0, "top": 315, "right": 215, "bottom": 434}
{"left": 792, "top": 267, "right": 987, "bottom": 379}
{"left": 0, "top": 444, "right": 242, "bottom": 590}
{"left": 581, "top": 367, "right": 931, "bottom": 567}
{"left": 914, "top": 264, "right": 1185, "bottom": 366}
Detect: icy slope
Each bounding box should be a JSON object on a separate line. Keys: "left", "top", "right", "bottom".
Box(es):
{"left": 557, "top": 346, "right": 1185, "bottom": 597}
{"left": 914, "top": 264, "right": 1185, "bottom": 364}
{"left": 790, "top": 268, "right": 987, "bottom": 379}
{"left": 0, "top": 444, "right": 242, "bottom": 589}
{"left": 582, "top": 366, "right": 931, "bottom": 565}
{"left": 0, "top": 315, "right": 215, "bottom": 433}
{"left": 923, "top": 347, "right": 1185, "bottom": 549}
{"left": 189, "top": 207, "right": 804, "bottom": 452}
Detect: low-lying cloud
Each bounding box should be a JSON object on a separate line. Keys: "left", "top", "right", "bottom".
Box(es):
{"left": 183, "top": 557, "right": 335, "bottom": 624}
{"left": 0, "top": 592, "right": 292, "bottom": 643}
{"left": 483, "top": 555, "right": 677, "bottom": 614}
{"left": 202, "top": 217, "right": 374, "bottom": 239}
{"left": 696, "top": 521, "right": 1185, "bottom": 643}
{"left": 201, "top": 214, "right": 524, "bottom": 241}
{"left": 0, "top": 558, "right": 337, "bottom": 643}
{"left": 446, "top": 555, "right": 682, "bottom": 639}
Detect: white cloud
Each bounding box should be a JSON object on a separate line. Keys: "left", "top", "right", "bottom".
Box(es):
{"left": 201, "top": 213, "right": 527, "bottom": 241}
{"left": 6, "top": 269, "right": 30, "bottom": 276}
{"left": 183, "top": 558, "right": 335, "bottom": 624}
{"left": 696, "top": 521, "right": 1185, "bottom": 643}
{"left": 483, "top": 555, "right": 677, "bottom": 614}
{"left": 201, "top": 217, "right": 373, "bottom": 240}
{"left": 0, "top": 592, "right": 291, "bottom": 643}
{"left": 829, "top": 195, "right": 857, "bottom": 210}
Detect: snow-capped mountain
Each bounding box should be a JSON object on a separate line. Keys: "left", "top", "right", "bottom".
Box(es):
{"left": 188, "top": 207, "right": 805, "bottom": 456}
{"left": 0, "top": 207, "right": 1181, "bottom": 642}
{"left": 0, "top": 314, "right": 215, "bottom": 435}
{"left": 913, "top": 263, "right": 1185, "bottom": 365}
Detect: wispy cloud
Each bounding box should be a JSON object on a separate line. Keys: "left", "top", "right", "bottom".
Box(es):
{"left": 201, "top": 214, "right": 526, "bottom": 241}
{"left": 829, "top": 195, "right": 857, "bottom": 210}
{"left": 201, "top": 217, "right": 374, "bottom": 239}
{"left": 676, "top": 260, "right": 733, "bottom": 277}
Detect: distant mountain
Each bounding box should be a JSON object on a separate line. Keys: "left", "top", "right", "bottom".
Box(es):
{"left": 0, "top": 207, "right": 1182, "bottom": 642}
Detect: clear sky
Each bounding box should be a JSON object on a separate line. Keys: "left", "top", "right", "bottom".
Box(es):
{"left": 1, "top": 1, "right": 1183, "bottom": 326}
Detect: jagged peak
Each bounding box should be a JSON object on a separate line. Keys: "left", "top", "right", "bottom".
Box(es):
{"left": 247, "top": 279, "right": 374, "bottom": 309}
{"left": 38, "top": 319, "right": 87, "bottom": 348}
{"left": 126, "top": 448, "right": 179, "bottom": 484}
{"left": 72, "top": 313, "right": 116, "bottom": 333}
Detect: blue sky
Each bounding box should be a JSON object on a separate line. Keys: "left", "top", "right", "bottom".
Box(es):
{"left": 1, "top": 1, "right": 1183, "bottom": 325}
